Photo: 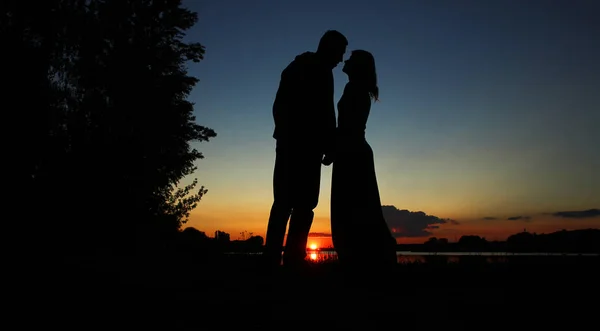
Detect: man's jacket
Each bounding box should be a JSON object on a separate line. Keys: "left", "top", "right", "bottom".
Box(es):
{"left": 272, "top": 51, "right": 336, "bottom": 155}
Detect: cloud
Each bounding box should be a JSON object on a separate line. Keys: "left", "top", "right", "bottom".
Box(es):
{"left": 552, "top": 209, "right": 600, "bottom": 219}
{"left": 448, "top": 219, "right": 460, "bottom": 225}
{"left": 506, "top": 216, "right": 532, "bottom": 222}
{"left": 382, "top": 205, "right": 458, "bottom": 238}
{"left": 483, "top": 217, "right": 497, "bottom": 220}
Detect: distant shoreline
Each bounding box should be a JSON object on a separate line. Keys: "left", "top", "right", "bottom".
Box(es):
{"left": 223, "top": 250, "right": 600, "bottom": 256}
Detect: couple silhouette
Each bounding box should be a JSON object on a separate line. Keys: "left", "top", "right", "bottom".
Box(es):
{"left": 264, "top": 30, "right": 397, "bottom": 271}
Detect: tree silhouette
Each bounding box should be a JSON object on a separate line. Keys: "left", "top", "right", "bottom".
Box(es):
{"left": 215, "top": 231, "right": 231, "bottom": 243}
{"left": 246, "top": 235, "right": 264, "bottom": 248}
{"left": 6, "top": 0, "right": 215, "bottom": 257}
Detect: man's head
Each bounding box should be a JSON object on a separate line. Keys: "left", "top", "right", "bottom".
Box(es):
{"left": 316, "top": 30, "right": 348, "bottom": 69}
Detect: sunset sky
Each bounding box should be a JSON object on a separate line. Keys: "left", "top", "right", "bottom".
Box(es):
{"left": 178, "top": 0, "right": 599, "bottom": 245}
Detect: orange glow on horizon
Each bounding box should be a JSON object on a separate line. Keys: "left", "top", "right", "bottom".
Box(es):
{"left": 186, "top": 210, "right": 600, "bottom": 245}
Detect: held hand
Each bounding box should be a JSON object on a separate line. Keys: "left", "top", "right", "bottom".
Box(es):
{"left": 322, "top": 154, "right": 334, "bottom": 166}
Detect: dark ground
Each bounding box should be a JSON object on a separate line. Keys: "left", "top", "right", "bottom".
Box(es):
{"left": 13, "top": 254, "right": 599, "bottom": 330}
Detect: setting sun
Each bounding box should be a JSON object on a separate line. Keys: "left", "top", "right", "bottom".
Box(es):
{"left": 309, "top": 243, "right": 318, "bottom": 250}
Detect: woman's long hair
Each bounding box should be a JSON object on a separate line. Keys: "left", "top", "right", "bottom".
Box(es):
{"left": 351, "top": 50, "right": 379, "bottom": 101}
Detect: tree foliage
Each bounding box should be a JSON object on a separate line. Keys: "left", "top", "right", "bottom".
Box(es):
{"left": 5, "top": 0, "right": 215, "bottom": 254}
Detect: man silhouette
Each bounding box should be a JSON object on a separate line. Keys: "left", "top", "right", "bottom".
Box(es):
{"left": 264, "top": 30, "right": 348, "bottom": 268}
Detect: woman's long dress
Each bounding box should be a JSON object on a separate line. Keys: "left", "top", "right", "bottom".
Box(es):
{"left": 331, "top": 82, "right": 397, "bottom": 268}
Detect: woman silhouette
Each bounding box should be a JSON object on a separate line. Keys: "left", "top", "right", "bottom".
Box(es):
{"left": 329, "top": 50, "right": 397, "bottom": 270}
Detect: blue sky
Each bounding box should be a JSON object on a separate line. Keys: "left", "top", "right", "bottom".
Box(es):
{"left": 177, "top": 0, "right": 599, "bottom": 241}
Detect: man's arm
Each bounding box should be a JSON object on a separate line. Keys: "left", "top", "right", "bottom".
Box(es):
{"left": 272, "top": 63, "right": 298, "bottom": 141}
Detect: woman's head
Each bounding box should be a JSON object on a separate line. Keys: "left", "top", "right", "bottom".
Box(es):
{"left": 342, "top": 50, "right": 379, "bottom": 101}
